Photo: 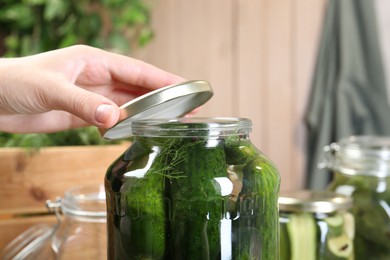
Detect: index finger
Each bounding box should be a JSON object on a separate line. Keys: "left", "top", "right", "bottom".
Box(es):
{"left": 104, "top": 49, "right": 185, "bottom": 90}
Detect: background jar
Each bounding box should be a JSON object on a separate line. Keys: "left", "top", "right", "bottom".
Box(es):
{"left": 104, "top": 117, "right": 281, "bottom": 260}
{"left": 48, "top": 185, "right": 107, "bottom": 260}
{"left": 323, "top": 135, "right": 390, "bottom": 260}
{"left": 279, "top": 190, "right": 354, "bottom": 260}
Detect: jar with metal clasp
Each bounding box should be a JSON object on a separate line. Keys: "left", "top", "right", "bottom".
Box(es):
{"left": 47, "top": 184, "right": 107, "bottom": 260}
{"left": 1, "top": 184, "right": 106, "bottom": 260}
{"left": 322, "top": 136, "right": 390, "bottom": 260}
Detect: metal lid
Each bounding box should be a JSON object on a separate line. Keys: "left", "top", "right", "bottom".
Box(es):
{"left": 278, "top": 190, "right": 353, "bottom": 213}
{"left": 101, "top": 80, "right": 213, "bottom": 140}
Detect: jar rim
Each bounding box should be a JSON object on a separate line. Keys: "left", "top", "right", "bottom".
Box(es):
{"left": 61, "top": 185, "right": 106, "bottom": 220}
{"left": 338, "top": 135, "right": 390, "bottom": 156}
{"left": 330, "top": 135, "right": 390, "bottom": 177}
{"left": 129, "top": 117, "right": 252, "bottom": 138}
{"left": 278, "top": 190, "right": 353, "bottom": 213}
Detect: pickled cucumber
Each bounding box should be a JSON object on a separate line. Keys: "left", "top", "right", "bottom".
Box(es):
{"left": 224, "top": 135, "right": 257, "bottom": 165}
{"left": 287, "top": 213, "right": 316, "bottom": 260}
{"left": 232, "top": 156, "right": 280, "bottom": 259}
{"left": 327, "top": 235, "right": 353, "bottom": 259}
{"left": 169, "top": 138, "right": 227, "bottom": 260}
{"left": 324, "top": 215, "right": 344, "bottom": 237}
{"left": 119, "top": 140, "right": 167, "bottom": 259}
{"left": 321, "top": 213, "right": 354, "bottom": 260}
{"left": 328, "top": 173, "right": 390, "bottom": 260}
{"left": 279, "top": 216, "right": 291, "bottom": 260}
{"left": 280, "top": 212, "right": 354, "bottom": 260}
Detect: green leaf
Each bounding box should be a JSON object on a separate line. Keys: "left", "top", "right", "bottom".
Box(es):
{"left": 4, "top": 35, "right": 19, "bottom": 52}
{"left": 3, "top": 4, "right": 33, "bottom": 28}
{"left": 44, "top": 0, "right": 68, "bottom": 20}
{"left": 108, "top": 33, "right": 130, "bottom": 53}
{"left": 59, "top": 34, "right": 78, "bottom": 48}
{"left": 24, "top": 0, "right": 46, "bottom": 5}
{"left": 138, "top": 28, "right": 153, "bottom": 47}
{"left": 123, "top": 7, "right": 148, "bottom": 25}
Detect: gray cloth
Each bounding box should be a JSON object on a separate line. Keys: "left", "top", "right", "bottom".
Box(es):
{"left": 305, "top": 0, "right": 390, "bottom": 190}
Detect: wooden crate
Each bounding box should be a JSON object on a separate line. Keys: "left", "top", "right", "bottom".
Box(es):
{"left": 0, "top": 144, "right": 127, "bottom": 250}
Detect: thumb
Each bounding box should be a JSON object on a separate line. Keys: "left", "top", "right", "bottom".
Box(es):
{"left": 52, "top": 85, "right": 120, "bottom": 128}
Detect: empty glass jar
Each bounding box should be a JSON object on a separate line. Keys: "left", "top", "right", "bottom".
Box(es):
{"left": 104, "top": 117, "right": 281, "bottom": 260}
{"left": 48, "top": 185, "right": 107, "bottom": 259}
{"left": 1, "top": 185, "right": 107, "bottom": 260}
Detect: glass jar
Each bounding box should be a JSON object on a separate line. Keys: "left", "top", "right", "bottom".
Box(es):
{"left": 48, "top": 185, "right": 107, "bottom": 259}
{"left": 0, "top": 224, "right": 56, "bottom": 260}
{"left": 1, "top": 185, "right": 107, "bottom": 260}
{"left": 104, "top": 117, "right": 281, "bottom": 260}
{"left": 323, "top": 136, "right": 390, "bottom": 260}
{"left": 279, "top": 190, "right": 354, "bottom": 260}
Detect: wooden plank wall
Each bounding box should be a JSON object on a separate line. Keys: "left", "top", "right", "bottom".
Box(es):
{"left": 134, "top": 0, "right": 328, "bottom": 191}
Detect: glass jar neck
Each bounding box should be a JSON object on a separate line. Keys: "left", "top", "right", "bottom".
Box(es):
{"left": 327, "top": 136, "right": 390, "bottom": 177}
{"left": 129, "top": 117, "right": 252, "bottom": 138}
{"left": 61, "top": 185, "right": 106, "bottom": 222}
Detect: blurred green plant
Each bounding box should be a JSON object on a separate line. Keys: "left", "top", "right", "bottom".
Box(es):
{"left": 0, "top": 128, "right": 120, "bottom": 149}
{"left": 0, "top": 0, "right": 153, "bottom": 147}
{"left": 0, "top": 0, "right": 154, "bottom": 56}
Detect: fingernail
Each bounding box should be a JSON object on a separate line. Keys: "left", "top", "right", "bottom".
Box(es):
{"left": 95, "top": 104, "right": 116, "bottom": 124}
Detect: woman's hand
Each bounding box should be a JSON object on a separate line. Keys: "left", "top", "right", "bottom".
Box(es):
{"left": 0, "top": 45, "right": 184, "bottom": 133}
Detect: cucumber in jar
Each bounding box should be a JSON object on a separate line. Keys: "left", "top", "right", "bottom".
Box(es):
{"left": 286, "top": 213, "right": 317, "bottom": 260}
{"left": 224, "top": 135, "right": 280, "bottom": 259}
{"left": 328, "top": 174, "right": 390, "bottom": 260}
{"left": 118, "top": 138, "right": 168, "bottom": 259}
{"left": 169, "top": 138, "right": 227, "bottom": 260}
{"left": 224, "top": 135, "right": 257, "bottom": 165}
{"left": 322, "top": 213, "right": 354, "bottom": 260}
{"left": 280, "top": 212, "right": 354, "bottom": 260}
{"left": 232, "top": 155, "right": 280, "bottom": 260}
{"left": 224, "top": 135, "right": 255, "bottom": 217}
{"left": 105, "top": 138, "right": 165, "bottom": 259}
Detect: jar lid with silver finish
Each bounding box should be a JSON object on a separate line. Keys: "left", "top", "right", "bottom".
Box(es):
{"left": 100, "top": 80, "right": 213, "bottom": 140}
{"left": 278, "top": 190, "right": 353, "bottom": 214}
